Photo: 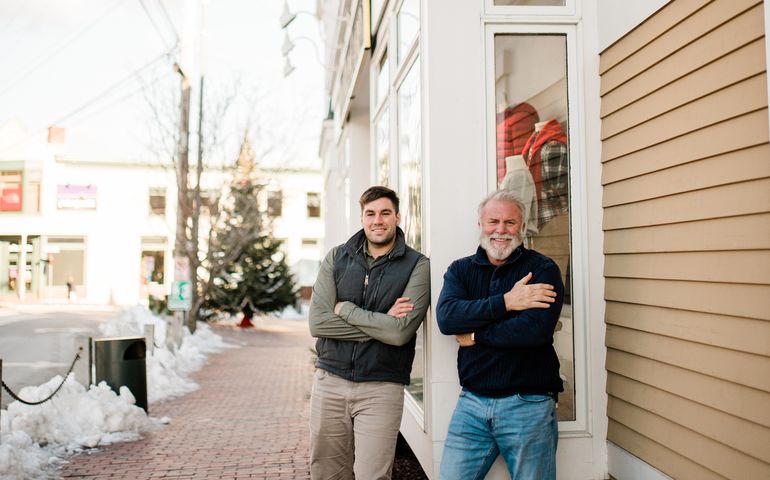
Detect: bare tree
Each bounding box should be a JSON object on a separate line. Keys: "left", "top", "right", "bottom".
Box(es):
{"left": 141, "top": 71, "right": 293, "bottom": 329}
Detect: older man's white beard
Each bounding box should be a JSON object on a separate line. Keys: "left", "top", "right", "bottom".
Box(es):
{"left": 480, "top": 233, "right": 522, "bottom": 261}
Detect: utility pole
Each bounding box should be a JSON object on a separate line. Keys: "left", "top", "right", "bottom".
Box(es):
{"left": 174, "top": 63, "right": 191, "bottom": 260}
{"left": 173, "top": 63, "right": 192, "bottom": 334}
{"left": 189, "top": 74, "right": 204, "bottom": 332}
{"left": 187, "top": 0, "right": 207, "bottom": 333}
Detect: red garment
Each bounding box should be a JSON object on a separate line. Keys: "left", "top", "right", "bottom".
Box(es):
{"left": 522, "top": 119, "right": 567, "bottom": 199}
{"left": 495, "top": 103, "right": 538, "bottom": 183}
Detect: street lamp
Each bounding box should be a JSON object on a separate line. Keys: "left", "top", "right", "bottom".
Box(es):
{"left": 279, "top": 1, "right": 297, "bottom": 29}
{"left": 279, "top": 1, "right": 345, "bottom": 78}
{"left": 283, "top": 58, "right": 295, "bottom": 77}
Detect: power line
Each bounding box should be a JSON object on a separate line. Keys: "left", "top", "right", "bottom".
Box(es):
{"left": 52, "top": 50, "right": 173, "bottom": 125}
{"left": 0, "top": 50, "right": 173, "bottom": 154}
{"left": 66, "top": 69, "right": 177, "bottom": 126}
{"left": 156, "top": 0, "right": 180, "bottom": 45}
{"left": 0, "top": 1, "right": 49, "bottom": 64}
{"left": 0, "top": 0, "right": 31, "bottom": 36}
{"left": 0, "top": 0, "right": 125, "bottom": 99}
{"left": 138, "top": 0, "right": 174, "bottom": 49}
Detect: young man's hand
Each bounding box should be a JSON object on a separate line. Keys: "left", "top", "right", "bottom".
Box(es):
{"left": 503, "top": 272, "right": 556, "bottom": 311}
{"left": 387, "top": 297, "right": 414, "bottom": 318}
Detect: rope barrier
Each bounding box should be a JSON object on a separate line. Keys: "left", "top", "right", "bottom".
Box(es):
{"left": 1, "top": 348, "right": 82, "bottom": 406}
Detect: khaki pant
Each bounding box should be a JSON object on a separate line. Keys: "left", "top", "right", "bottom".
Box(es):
{"left": 309, "top": 369, "right": 405, "bottom": 480}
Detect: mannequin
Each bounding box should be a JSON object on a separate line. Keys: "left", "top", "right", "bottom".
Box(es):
{"left": 500, "top": 154, "right": 538, "bottom": 238}
{"left": 522, "top": 118, "right": 568, "bottom": 230}
{"left": 495, "top": 102, "right": 539, "bottom": 185}
{"left": 522, "top": 118, "right": 571, "bottom": 303}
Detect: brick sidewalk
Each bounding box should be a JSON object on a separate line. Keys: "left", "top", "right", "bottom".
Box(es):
{"left": 59, "top": 319, "right": 316, "bottom": 480}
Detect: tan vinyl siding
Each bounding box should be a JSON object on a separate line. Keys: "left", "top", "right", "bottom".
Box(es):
{"left": 600, "top": 0, "right": 770, "bottom": 478}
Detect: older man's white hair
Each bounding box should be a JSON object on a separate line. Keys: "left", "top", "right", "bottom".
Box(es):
{"left": 478, "top": 189, "right": 526, "bottom": 224}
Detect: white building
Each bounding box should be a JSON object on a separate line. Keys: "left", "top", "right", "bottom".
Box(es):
{"left": 316, "top": 0, "right": 770, "bottom": 479}
{"left": 0, "top": 127, "right": 324, "bottom": 305}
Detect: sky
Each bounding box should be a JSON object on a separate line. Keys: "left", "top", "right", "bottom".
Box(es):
{"left": 0, "top": 305, "right": 237, "bottom": 479}
{"left": 0, "top": 0, "right": 326, "bottom": 168}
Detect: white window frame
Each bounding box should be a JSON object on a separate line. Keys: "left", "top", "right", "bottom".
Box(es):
{"left": 370, "top": 26, "right": 391, "bottom": 186}
{"left": 369, "top": 0, "right": 427, "bottom": 427}
{"left": 483, "top": 21, "right": 591, "bottom": 435}
{"left": 485, "top": 0, "right": 577, "bottom": 18}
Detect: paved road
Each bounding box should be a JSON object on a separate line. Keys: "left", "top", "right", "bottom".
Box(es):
{"left": 0, "top": 304, "right": 121, "bottom": 408}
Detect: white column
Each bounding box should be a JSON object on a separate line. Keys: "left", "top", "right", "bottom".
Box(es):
{"left": 17, "top": 233, "right": 27, "bottom": 301}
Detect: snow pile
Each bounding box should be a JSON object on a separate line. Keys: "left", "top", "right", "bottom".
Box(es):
{"left": 273, "top": 303, "right": 309, "bottom": 320}
{"left": 0, "top": 305, "right": 233, "bottom": 479}
{"left": 2, "top": 377, "right": 150, "bottom": 452}
{"left": 0, "top": 431, "right": 53, "bottom": 480}
{"left": 100, "top": 305, "right": 233, "bottom": 403}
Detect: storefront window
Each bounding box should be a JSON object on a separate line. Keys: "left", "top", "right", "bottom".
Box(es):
{"left": 375, "top": 109, "right": 390, "bottom": 186}
{"left": 397, "top": 59, "right": 423, "bottom": 406}
{"left": 397, "top": 0, "right": 419, "bottom": 63}
{"left": 398, "top": 62, "right": 422, "bottom": 251}
{"left": 494, "top": 0, "right": 565, "bottom": 5}
{"left": 376, "top": 53, "right": 389, "bottom": 108}
{"left": 494, "top": 33, "right": 574, "bottom": 421}
{"left": 0, "top": 171, "right": 23, "bottom": 212}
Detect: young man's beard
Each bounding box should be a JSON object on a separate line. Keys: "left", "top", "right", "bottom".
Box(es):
{"left": 479, "top": 232, "right": 522, "bottom": 261}
{"left": 366, "top": 229, "right": 397, "bottom": 246}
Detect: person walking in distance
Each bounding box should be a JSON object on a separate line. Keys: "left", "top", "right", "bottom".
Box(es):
{"left": 308, "top": 186, "right": 431, "bottom": 480}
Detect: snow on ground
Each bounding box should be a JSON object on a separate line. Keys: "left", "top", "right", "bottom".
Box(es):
{"left": 0, "top": 305, "right": 233, "bottom": 480}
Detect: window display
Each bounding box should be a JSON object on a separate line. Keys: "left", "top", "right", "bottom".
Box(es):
{"left": 494, "top": 33, "right": 574, "bottom": 421}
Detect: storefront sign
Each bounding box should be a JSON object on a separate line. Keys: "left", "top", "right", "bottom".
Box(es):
{"left": 57, "top": 184, "right": 97, "bottom": 210}
{"left": 0, "top": 186, "right": 22, "bottom": 211}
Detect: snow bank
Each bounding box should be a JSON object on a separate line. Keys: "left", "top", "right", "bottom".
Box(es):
{"left": 0, "top": 305, "right": 233, "bottom": 479}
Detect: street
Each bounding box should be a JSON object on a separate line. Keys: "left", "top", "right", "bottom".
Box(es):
{"left": 0, "top": 304, "right": 121, "bottom": 408}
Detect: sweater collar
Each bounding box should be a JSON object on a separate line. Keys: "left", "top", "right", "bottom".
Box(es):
{"left": 472, "top": 244, "right": 524, "bottom": 267}
{"left": 344, "top": 226, "right": 407, "bottom": 260}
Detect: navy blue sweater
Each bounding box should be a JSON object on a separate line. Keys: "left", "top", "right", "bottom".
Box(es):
{"left": 437, "top": 245, "right": 564, "bottom": 397}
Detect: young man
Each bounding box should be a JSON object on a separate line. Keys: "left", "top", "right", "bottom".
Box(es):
{"left": 437, "top": 189, "right": 563, "bottom": 480}
{"left": 309, "top": 186, "right": 430, "bottom": 480}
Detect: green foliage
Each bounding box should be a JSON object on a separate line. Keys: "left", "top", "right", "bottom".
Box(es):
{"left": 148, "top": 295, "right": 171, "bottom": 316}
{"left": 200, "top": 164, "right": 298, "bottom": 318}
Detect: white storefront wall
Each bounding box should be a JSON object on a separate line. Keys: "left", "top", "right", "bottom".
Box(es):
{"left": 318, "top": 1, "right": 674, "bottom": 479}
{"left": 6, "top": 157, "right": 180, "bottom": 305}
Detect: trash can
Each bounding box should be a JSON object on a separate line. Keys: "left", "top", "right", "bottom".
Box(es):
{"left": 94, "top": 336, "right": 148, "bottom": 412}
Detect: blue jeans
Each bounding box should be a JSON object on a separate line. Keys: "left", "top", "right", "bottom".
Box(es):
{"left": 439, "top": 390, "right": 558, "bottom": 480}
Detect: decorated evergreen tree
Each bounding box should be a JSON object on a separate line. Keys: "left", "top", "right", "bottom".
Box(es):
{"left": 200, "top": 132, "right": 298, "bottom": 324}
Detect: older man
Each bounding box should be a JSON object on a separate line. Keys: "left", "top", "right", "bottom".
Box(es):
{"left": 437, "top": 189, "right": 563, "bottom": 480}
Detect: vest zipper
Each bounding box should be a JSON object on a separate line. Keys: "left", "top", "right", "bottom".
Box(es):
{"left": 353, "top": 272, "right": 369, "bottom": 381}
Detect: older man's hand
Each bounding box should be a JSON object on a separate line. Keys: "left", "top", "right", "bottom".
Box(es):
{"left": 456, "top": 333, "right": 475, "bottom": 347}
{"left": 503, "top": 272, "right": 556, "bottom": 311}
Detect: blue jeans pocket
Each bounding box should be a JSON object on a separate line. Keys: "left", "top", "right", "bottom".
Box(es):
{"left": 516, "top": 393, "right": 552, "bottom": 403}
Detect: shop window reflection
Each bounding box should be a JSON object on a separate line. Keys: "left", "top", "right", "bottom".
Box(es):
{"left": 494, "top": 33, "right": 574, "bottom": 421}
{"left": 397, "top": 0, "right": 419, "bottom": 63}
{"left": 375, "top": 109, "right": 390, "bottom": 186}
{"left": 398, "top": 60, "right": 423, "bottom": 406}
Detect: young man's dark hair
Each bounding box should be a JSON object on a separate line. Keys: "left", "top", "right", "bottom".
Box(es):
{"left": 359, "top": 185, "right": 400, "bottom": 213}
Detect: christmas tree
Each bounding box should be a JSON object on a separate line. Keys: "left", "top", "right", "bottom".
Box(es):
{"left": 200, "top": 133, "right": 298, "bottom": 324}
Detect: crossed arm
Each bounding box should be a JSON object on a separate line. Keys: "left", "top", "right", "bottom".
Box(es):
{"left": 436, "top": 263, "right": 563, "bottom": 348}
{"left": 308, "top": 248, "right": 431, "bottom": 347}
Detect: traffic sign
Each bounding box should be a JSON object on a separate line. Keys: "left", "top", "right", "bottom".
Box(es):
{"left": 174, "top": 256, "right": 190, "bottom": 281}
